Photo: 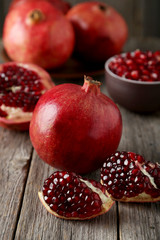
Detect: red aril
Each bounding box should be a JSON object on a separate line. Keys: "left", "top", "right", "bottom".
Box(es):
{"left": 9, "top": 0, "right": 71, "bottom": 14}
{"left": 66, "top": 1, "right": 128, "bottom": 62}
{"left": 0, "top": 62, "right": 54, "bottom": 130}
{"left": 101, "top": 151, "right": 160, "bottom": 202}
{"left": 30, "top": 76, "right": 122, "bottom": 174}
{"left": 3, "top": 1, "right": 75, "bottom": 69}
{"left": 38, "top": 171, "right": 114, "bottom": 220}
{"left": 109, "top": 49, "right": 160, "bottom": 82}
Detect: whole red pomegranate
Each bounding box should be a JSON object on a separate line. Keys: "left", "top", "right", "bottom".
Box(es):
{"left": 9, "top": 0, "right": 71, "bottom": 14}
{"left": 66, "top": 1, "right": 128, "bottom": 62}
{"left": 30, "top": 76, "right": 122, "bottom": 174}
{"left": 0, "top": 62, "right": 54, "bottom": 130}
{"left": 3, "top": 1, "right": 75, "bottom": 69}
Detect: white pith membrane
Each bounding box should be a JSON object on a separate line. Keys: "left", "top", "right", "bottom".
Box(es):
{"left": 1, "top": 104, "right": 33, "bottom": 121}
{"left": 102, "top": 160, "right": 160, "bottom": 202}
{"left": 38, "top": 178, "right": 114, "bottom": 220}
{"left": 0, "top": 86, "right": 45, "bottom": 121}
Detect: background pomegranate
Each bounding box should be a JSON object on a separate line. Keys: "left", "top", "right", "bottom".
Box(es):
{"left": 0, "top": 62, "right": 54, "bottom": 130}
{"left": 9, "top": 0, "right": 71, "bottom": 14}
{"left": 3, "top": 1, "right": 75, "bottom": 69}
{"left": 30, "top": 76, "right": 122, "bottom": 174}
{"left": 66, "top": 1, "right": 128, "bottom": 62}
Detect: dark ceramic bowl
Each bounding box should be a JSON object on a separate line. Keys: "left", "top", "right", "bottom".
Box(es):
{"left": 105, "top": 56, "right": 160, "bottom": 113}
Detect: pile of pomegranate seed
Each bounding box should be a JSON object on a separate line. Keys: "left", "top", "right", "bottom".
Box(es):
{"left": 42, "top": 171, "right": 104, "bottom": 218}
{"left": 101, "top": 151, "right": 160, "bottom": 200}
{"left": 0, "top": 64, "right": 44, "bottom": 117}
{"left": 109, "top": 49, "right": 160, "bottom": 82}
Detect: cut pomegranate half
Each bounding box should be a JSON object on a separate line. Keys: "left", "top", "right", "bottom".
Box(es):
{"left": 101, "top": 151, "right": 160, "bottom": 202}
{"left": 0, "top": 62, "right": 54, "bottom": 130}
{"left": 38, "top": 171, "right": 114, "bottom": 220}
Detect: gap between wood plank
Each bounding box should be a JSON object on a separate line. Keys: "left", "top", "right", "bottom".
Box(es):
{"left": 116, "top": 202, "right": 120, "bottom": 240}
{"left": 12, "top": 147, "right": 34, "bottom": 240}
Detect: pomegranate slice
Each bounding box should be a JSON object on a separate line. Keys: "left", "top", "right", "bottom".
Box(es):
{"left": 38, "top": 171, "right": 114, "bottom": 220}
{"left": 0, "top": 62, "right": 54, "bottom": 130}
{"left": 101, "top": 151, "right": 160, "bottom": 202}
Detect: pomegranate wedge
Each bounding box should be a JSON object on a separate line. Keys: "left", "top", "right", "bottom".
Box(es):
{"left": 0, "top": 62, "right": 54, "bottom": 130}
{"left": 39, "top": 171, "right": 114, "bottom": 220}
{"left": 101, "top": 151, "right": 160, "bottom": 202}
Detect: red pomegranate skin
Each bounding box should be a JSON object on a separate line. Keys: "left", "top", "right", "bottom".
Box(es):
{"left": 3, "top": 1, "right": 75, "bottom": 69}
{"left": 66, "top": 1, "right": 128, "bottom": 62}
{"left": 30, "top": 79, "right": 122, "bottom": 174}
{"left": 9, "top": 0, "right": 71, "bottom": 14}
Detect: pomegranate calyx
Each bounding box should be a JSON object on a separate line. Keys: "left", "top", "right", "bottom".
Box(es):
{"left": 27, "top": 9, "right": 45, "bottom": 25}
{"left": 98, "top": 4, "right": 108, "bottom": 12}
{"left": 82, "top": 75, "right": 101, "bottom": 94}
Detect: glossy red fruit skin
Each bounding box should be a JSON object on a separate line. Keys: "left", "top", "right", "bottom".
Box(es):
{"left": 30, "top": 77, "right": 122, "bottom": 174}
{"left": 0, "top": 62, "right": 54, "bottom": 131}
{"left": 66, "top": 1, "right": 128, "bottom": 62}
{"left": 3, "top": 1, "right": 75, "bottom": 69}
{"left": 9, "top": 0, "right": 71, "bottom": 14}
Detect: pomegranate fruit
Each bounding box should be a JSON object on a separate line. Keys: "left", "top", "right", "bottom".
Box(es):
{"left": 109, "top": 49, "right": 160, "bottom": 81}
{"left": 3, "top": 1, "right": 75, "bottom": 69}
{"left": 38, "top": 171, "right": 114, "bottom": 220}
{"left": 30, "top": 76, "right": 122, "bottom": 174}
{"left": 0, "top": 62, "right": 54, "bottom": 130}
{"left": 66, "top": 1, "right": 128, "bottom": 62}
{"left": 9, "top": 0, "right": 71, "bottom": 14}
{"left": 101, "top": 151, "right": 160, "bottom": 202}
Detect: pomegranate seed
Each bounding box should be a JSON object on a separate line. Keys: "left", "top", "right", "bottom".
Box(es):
{"left": 42, "top": 171, "right": 103, "bottom": 218}
{"left": 109, "top": 50, "right": 160, "bottom": 82}
{"left": 0, "top": 64, "right": 45, "bottom": 117}
{"left": 130, "top": 70, "right": 139, "bottom": 80}
{"left": 101, "top": 151, "right": 160, "bottom": 201}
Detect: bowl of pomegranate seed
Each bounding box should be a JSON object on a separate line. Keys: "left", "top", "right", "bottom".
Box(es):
{"left": 105, "top": 49, "right": 160, "bottom": 112}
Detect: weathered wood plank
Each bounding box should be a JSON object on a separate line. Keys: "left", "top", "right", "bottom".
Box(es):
{"left": 103, "top": 72, "right": 160, "bottom": 239}
{"left": 0, "top": 128, "right": 33, "bottom": 240}
{"left": 15, "top": 151, "right": 118, "bottom": 240}
{"left": 144, "top": 0, "right": 160, "bottom": 37}
{"left": 119, "top": 202, "right": 160, "bottom": 240}
{"left": 117, "top": 107, "right": 160, "bottom": 240}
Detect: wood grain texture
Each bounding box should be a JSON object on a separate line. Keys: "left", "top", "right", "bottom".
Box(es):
{"left": 116, "top": 107, "right": 160, "bottom": 240}
{"left": 119, "top": 202, "right": 160, "bottom": 240}
{"left": 0, "top": 128, "right": 32, "bottom": 240}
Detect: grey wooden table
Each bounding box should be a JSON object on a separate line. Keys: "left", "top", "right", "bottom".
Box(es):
{"left": 0, "top": 38, "right": 160, "bottom": 240}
